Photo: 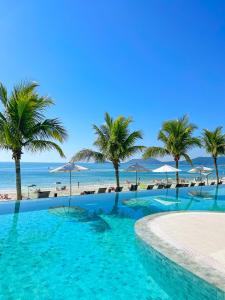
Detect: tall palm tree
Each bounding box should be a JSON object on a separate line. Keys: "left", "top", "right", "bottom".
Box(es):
{"left": 71, "top": 112, "right": 144, "bottom": 189}
{"left": 143, "top": 115, "right": 201, "bottom": 184}
{"left": 202, "top": 127, "right": 225, "bottom": 184}
{"left": 0, "top": 81, "right": 67, "bottom": 200}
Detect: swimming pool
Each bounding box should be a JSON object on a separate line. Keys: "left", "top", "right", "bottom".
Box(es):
{"left": 0, "top": 186, "right": 225, "bottom": 299}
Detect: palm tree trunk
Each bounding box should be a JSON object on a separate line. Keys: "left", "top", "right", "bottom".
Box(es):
{"left": 114, "top": 163, "right": 120, "bottom": 189}
{"left": 213, "top": 156, "right": 219, "bottom": 184}
{"left": 14, "top": 157, "right": 22, "bottom": 200}
{"left": 175, "top": 159, "right": 179, "bottom": 184}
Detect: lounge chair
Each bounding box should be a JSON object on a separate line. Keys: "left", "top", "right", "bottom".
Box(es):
{"left": 81, "top": 190, "right": 95, "bottom": 195}
{"left": 182, "top": 183, "right": 189, "bottom": 187}
{"left": 157, "top": 184, "right": 164, "bottom": 189}
{"left": 115, "top": 187, "right": 123, "bottom": 192}
{"left": 210, "top": 182, "right": 215, "bottom": 185}
{"left": 146, "top": 184, "right": 154, "bottom": 190}
{"left": 37, "top": 191, "right": 50, "bottom": 198}
{"left": 164, "top": 184, "right": 172, "bottom": 189}
{"left": 129, "top": 184, "right": 138, "bottom": 191}
{"left": 190, "top": 182, "right": 196, "bottom": 187}
{"left": 175, "top": 183, "right": 183, "bottom": 188}
{"left": 97, "top": 187, "right": 107, "bottom": 194}
{"left": 198, "top": 182, "right": 205, "bottom": 186}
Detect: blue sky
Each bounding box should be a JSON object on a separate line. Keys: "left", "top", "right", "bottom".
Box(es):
{"left": 0, "top": 0, "right": 225, "bottom": 162}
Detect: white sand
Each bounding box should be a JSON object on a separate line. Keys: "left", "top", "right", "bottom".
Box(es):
{"left": 0, "top": 182, "right": 131, "bottom": 200}
{"left": 0, "top": 179, "right": 223, "bottom": 201}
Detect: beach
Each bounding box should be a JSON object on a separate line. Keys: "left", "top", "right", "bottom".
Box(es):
{"left": 1, "top": 178, "right": 224, "bottom": 201}
{"left": 0, "top": 161, "right": 224, "bottom": 200}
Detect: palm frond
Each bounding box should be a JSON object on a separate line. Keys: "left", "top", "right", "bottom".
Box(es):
{"left": 71, "top": 149, "right": 106, "bottom": 163}
{"left": 0, "top": 81, "right": 67, "bottom": 159}
{"left": 26, "top": 140, "right": 65, "bottom": 158}
{"left": 71, "top": 113, "right": 143, "bottom": 166}
{"left": 154, "top": 115, "right": 200, "bottom": 159}
{"left": 104, "top": 112, "right": 113, "bottom": 129}
{"left": 143, "top": 147, "right": 169, "bottom": 159}
{"left": 202, "top": 127, "right": 225, "bottom": 157}
{"left": 0, "top": 83, "right": 8, "bottom": 107}
{"left": 122, "top": 145, "right": 145, "bottom": 160}
{"left": 13, "top": 81, "right": 39, "bottom": 98}
{"left": 182, "top": 153, "right": 193, "bottom": 165}
{"left": 29, "top": 119, "right": 68, "bottom": 142}
{"left": 124, "top": 130, "right": 143, "bottom": 148}
{"left": 93, "top": 124, "right": 108, "bottom": 150}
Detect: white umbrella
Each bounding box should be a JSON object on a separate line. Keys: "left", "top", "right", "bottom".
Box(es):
{"left": 125, "top": 163, "right": 150, "bottom": 185}
{"left": 189, "top": 166, "right": 213, "bottom": 173}
{"left": 188, "top": 166, "right": 213, "bottom": 183}
{"left": 152, "top": 164, "right": 181, "bottom": 184}
{"left": 50, "top": 163, "right": 88, "bottom": 196}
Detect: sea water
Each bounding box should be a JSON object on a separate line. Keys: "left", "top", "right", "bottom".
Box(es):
{"left": 0, "top": 161, "right": 224, "bottom": 190}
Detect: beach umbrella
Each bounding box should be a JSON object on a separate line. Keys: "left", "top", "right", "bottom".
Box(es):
{"left": 188, "top": 166, "right": 213, "bottom": 183}
{"left": 125, "top": 163, "right": 150, "bottom": 185}
{"left": 152, "top": 164, "right": 181, "bottom": 184}
{"left": 50, "top": 163, "right": 88, "bottom": 196}
{"left": 189, "top": 166, "right": 213, "bottom": 173}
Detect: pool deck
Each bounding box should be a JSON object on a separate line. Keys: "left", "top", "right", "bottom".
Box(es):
{"left": 135, "top": 211, "right": 225, "bottom": 293}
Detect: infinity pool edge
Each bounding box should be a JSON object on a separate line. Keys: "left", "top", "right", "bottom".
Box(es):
{"left": 135, "top": 211, "right": 225, "bottom": 295}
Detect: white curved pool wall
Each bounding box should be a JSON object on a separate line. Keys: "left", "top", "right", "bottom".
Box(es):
{"left": 135, "top": 212, "right": 225, "bottom": 300}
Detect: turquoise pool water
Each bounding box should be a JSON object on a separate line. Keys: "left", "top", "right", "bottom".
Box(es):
{"left": 0, "top": 186, "right": 225, "bottom": 299}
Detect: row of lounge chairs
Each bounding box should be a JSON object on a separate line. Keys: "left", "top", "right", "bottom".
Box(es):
{"left": 36, "top": 186, "right": 124, "bottom": 198}
{"left": 36, "top": 180, "right": 223, "bottom": 198}
{"left": 81, "top": 185, "right": 143, "bottom": 194}
{"left": 81, "top": 186, "right": 123, "bottom": 195}
{"left": 78, "top": 180, "right": 225, "bottom": 196}
{"left": 80, "top": 182, "right": 206, "bottom": 195}
{"left": 80, "top": 182, "right": 205, "bottom": 194}
{"left": 146, "top": 181, "right": 222, "bottom": 190}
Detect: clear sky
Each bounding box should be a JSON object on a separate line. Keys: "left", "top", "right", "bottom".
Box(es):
{"left": 0, "top": 0, "right": 225, "bottom": 162}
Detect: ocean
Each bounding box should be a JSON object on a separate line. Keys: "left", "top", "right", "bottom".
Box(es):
{"left": 0, "top": 161, "right": 224, "bottom": 191}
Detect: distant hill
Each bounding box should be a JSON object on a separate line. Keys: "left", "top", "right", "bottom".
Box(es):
{"left": 126, "top": 156, "right": 225, "bottom": 166}
{"left": 125, "top": 158, "right": 161, "bottom": 165}
{"left": 179, "top": 156, "right": 225, "bottom": 166}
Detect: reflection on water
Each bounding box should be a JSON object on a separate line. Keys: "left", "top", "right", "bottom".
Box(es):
{"left": 188, "top": 190, "right": 214, "bottom": 199}
{"left": 48, "top": 205, "right": 87, "bottom": 219}
{"left": 48, "top": 205, "right": 111, "bottom": 233}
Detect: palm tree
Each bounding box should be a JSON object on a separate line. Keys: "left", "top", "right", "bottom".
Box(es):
{"left": 143, "top": 115, "right": 201, "bottom": 184}
{"left": 0, "top": 81, "right": 67, "bottom": 200}
{"left": 71, "top": 112, "right": 144, "bottom": 189}
{"left": 202, "top": 127, "right": 225, "bottom": 184}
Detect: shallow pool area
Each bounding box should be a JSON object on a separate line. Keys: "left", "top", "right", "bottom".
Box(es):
{"left": 136, "top": 212, "right": 225, "bottom": 300}
{"left": 0, "top": 186, "right": 225, "bottom": 299}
